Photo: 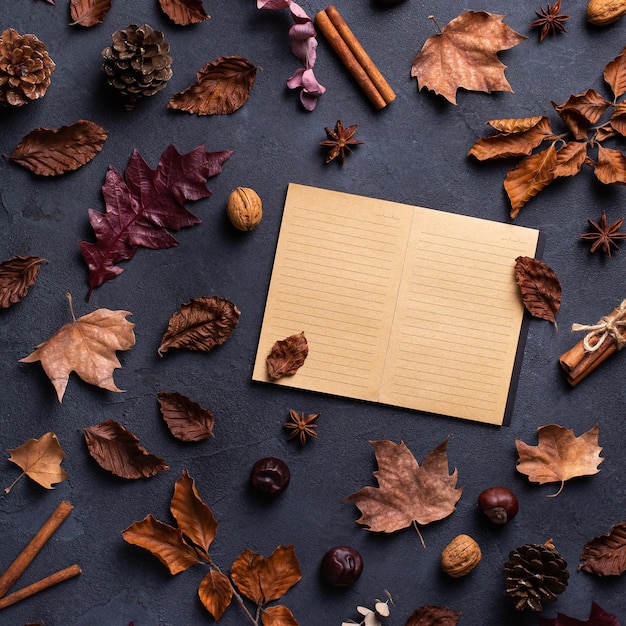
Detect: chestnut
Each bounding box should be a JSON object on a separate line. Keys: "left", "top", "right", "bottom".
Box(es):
{"left": 477, "top": 486, "right": 519, "bottom": 524}
{"left": 320, "top": 545, "right": 363, "bottom": 586}
{"left": 249, "top": 457, "right": 290, "bottom": 497}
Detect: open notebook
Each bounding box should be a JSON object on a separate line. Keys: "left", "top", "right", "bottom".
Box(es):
{"left": 252, "top": 184, "right": 543, "bottom": 425}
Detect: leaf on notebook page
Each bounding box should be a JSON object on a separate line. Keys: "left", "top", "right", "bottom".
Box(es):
{"left": 514, "top": 256, "right": 561, "bottom": 328}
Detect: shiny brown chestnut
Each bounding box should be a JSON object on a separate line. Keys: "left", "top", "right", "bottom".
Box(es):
{"left": 478, "top": 486, "right": 519, "bottom": 524}
{"left": 249, "top": 457, "right": 290, "bottom": 497}
{"left": 320, "top": 545, "right": 363, "bottom": 586}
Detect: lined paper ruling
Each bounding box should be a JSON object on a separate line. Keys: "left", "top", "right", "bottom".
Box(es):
{"left": 252, "top": 184, "right": 542, "bottom": 425}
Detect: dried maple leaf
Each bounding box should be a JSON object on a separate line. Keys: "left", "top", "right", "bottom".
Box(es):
{"left": 158, "top": 296, "right": 240, "bottom": 356}
{"left": 405, "top": 605, "right": 461, "bottom": 626}
{"left": 20, "top": 294, "right": 135, "bottom": 401}
{"left": 158, "top": 392, "right": 215, "bottom": 442}
{"left": 538, "top": 602, "right": 620, "bottom": 626}
{"left": 342, "top": 439, "right": 463, "bottom": 545}
{"left": 82, "top": 419, "right": 169, "bottom": 479}
{"left": 159, "top": 0, "right": 210, "bottom": 25}
{"left": 79, "top": 145, "right": 232, "bottom": 300}
{"left": 5, "top": 432, "right": 68, "bottom": 493}
{"left": 266, "top": 332, "right": 308, "bottom": 379}
{"left": 69, "top": 0, "right": 111, "bottom": 26}
{"left": 10, "top": 121, "right": 107, "bottom": 176}
{"left": 579, "top": 522, "right": 626, "bottom": 576}
{"left": 0, "top": 255, "right": 46, "bottom": 308}
{"left": 168, "top": 56, "right": 257, "bottom": 115}
{"left": 515, "top": 424, "right": 603, "bottom": 497}
{"left": 411, "top": 11, "right": 526, "bottom": 105}
{"left": 514, "top": 256, "right": 561, "bottom": 328}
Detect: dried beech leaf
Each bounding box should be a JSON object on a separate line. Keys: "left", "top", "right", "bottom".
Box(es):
{"left": 20, "top": 297, "right": 135, "bottom": 402}
{"left": 158, "top": 392, "right": 214, "bottom": 442}
{"left": 579, "top": 522, "right": 626, "bottom": 576}
{"left": 158, "top": 296, "right": 240, "bottom": 356}
{"left": 230, "top": 545, "right": 302, "bottom": 605}
{"left": 487, "top": 116, "right": 548, "bottom": 133}
{"left": 553, "top": 142, "right": 588, "bottom": 178}
{"left": 610, "top": 102, "right": 626, "bottom": 136}
{"left": 266, "top": 331, "right": 308, "bottom": 379}
{"left": 198, "top": 569, "right": 233, "bottom": 621}
{"left": 262, "top": 605, "right": 299, "bottom": 626}
{"left": 159, "top": 0, "right": 209, "bottom": 25}
{"left": 342, "top": 439, "right": 463, "bottom": 537}
{"left": 6, "top": 432, "right": 68, "bottom": 493}
{"left": 170, "top": 469, "right": 217, "bottom": 557}
{"left": 168, "top": 56, "right": 257, "bottom": 115}
{"left": 10, "top": 120, "right": 107, "bottom": 176}
{"left": 537, "top": 601, "right": 620, "bottom": 626}
{"left": 70, "top": 0, "right": 112, "bottom": 26}
{"left": 122, "top": 515, "right": 202, "bottom": 575}
{"left": 605, "top": 46, "right": 626, "bottom": 100}
{"left": 0, "top": 255, "right": 46, "bottom": 309}
{"left": 411, "top": 11, "right": 526, "bottom": 104}
{"left": 553, "top": 89, "right": 611, "bottom": 126}
{"left": 514, "top": 256, "right": 561, "bottom": 327}
{"left": 82, "top": 419, "right": 169, "bottom": 479}
{"left": 595, "top": 145, "right": 626, "bottom": 184}
{"left": 504, "top": 145, "right": 558, "bottom": 217}
{"left": 515, "top": 424, "right": 603, "bottom": 497}
{"left": 405, "top": 605, "right": 461, "bottom": 626}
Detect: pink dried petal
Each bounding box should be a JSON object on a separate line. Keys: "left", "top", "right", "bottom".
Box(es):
{"left": 299, "top": 68, "right": 324, "bottom": 95}
{"left": 288, "top": 2, "right": 309, "bottom": 22}
{"left": 258, "top": 0, "right": 291, "bottom": 9}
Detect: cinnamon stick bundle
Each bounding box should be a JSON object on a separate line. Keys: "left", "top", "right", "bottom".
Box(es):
{"left": 315, "top": 5, "right": 396, "bottom": 109}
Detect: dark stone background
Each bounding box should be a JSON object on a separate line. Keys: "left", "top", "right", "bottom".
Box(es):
{"left": 1, "top": 1, "right": 626, "bottom": 624}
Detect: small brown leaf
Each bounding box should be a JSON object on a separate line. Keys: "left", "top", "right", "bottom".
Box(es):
{"left": 266, "top": 332, "right": 308, "bottom": 379}
{"left": 198, "top": 569, "right": 233, "bottom": 621}
{"left": 515, "top": 423, "right": 603, "bottom": 497}
{"left": 6, "top": 432, "right": 68, "bottom": 493}
{"left": 159, "top": 0, "right": 209, "bottom": 24}
{"left": 158, "top": 392, "right": 215, "bottom": 442}
{"left": 69, "top": 0, "right": 112, "bottom": 26}
{"left": 158, "top": 296, "right": 240, "bottom": 356}
{"left": 579, "top": 521, "right": 626, "bottom": 576}
{"left": 594, "top": 145, "right": 626, "bottom": 184}
{"left": 0, "top": 255, "right": 46, "bottom": 308}
{"left": 262, "top": 605, "right": 299, "bottom": 626}
{"left": 168, "top": 56, "right": 257, "bottom": 116}
{"left": 610, "top": 102, "right": 626, "bottom": 136}
{"left": 514, "top": 256, "right": 561, "bottom": 327}
{"left": 552, "top": 142, "right": 588, "bottom": 178}
{"left": 487, "top": 116, "right": 549, "bottom": 133}
{"left": 10, "top": 120, "right": 108, "bottom": 176}
{"left": 122, "top": 515, "right": 202, "bottom": 575}
{"left": 553, "top": 89, "right": 611, "bottom": 135}
{"left": 82, "top": 419, "right": 169, "bottom": 479}
{"left": 604, "top": 46, "right": 626, "bottom": 100}
{"left": 405, "top": 605, "right": 461, "bottom": 626}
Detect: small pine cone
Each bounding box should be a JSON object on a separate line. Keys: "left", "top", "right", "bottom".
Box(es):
{"left": 0, "top": 28, "right": 55, "bottom": 107}
{"left": 504, "top": 541, "right": 569, "bottom": 611}
{"left": 101, "top": 24, "right": 172, "bottom": 110}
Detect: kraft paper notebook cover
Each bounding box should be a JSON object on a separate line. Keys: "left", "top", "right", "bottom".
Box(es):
{"left": 252, "top": 184, "right": 543, "bottom": 425}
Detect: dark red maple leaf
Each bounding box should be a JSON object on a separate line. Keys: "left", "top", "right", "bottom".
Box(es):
{"left": 538, "top": 601, "right": 621, "bottom": 626}
{"left": 79, "top": 145, "right": 232, "bottom": 300}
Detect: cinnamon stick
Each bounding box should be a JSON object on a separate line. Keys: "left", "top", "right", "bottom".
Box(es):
{"left": 315, "top": 6, "right": 395, "bottom": 109}
{"left": 0, "top": 500, "right": 73, "bottom": 598}
{"left": 0, "top": 564, "right": 82, "bottom": 610}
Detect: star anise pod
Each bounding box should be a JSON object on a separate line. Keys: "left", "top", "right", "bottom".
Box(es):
{"left": 284, "top": 409, "right": 320, "bottom": 445}
{"left": 320, "top": 120, "right": 363, "bottom": 166}
{"left": 530, "top": 1, "right": 569, "bottom": 41}
{"left": 580, "top": 210, "right": 626, "bottom": 258}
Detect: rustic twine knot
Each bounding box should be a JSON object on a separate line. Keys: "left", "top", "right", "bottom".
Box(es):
{"left": 571, "top": 299, "right": 626, "bottom": 352}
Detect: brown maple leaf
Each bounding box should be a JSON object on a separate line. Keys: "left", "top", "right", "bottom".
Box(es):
{"left": 405, "top": 605, "right": 461, "bottom": 626}
{"left": 579, "top": 521, "right": 626, "bottom": 576}
{"left": 20, "top": 294, "right": 135, "bottom": 402}
{"left": 342, "top": 439, "right": 463, "bottom": 546}
{"left": 514, "top": 256, "right": 562, "bottom": 328}
{"left": 159, "top": 0, "right": 209, "bottom": 25}
{"left": 516, "top": 424, "right": 603, "bottom": 497}
{"left": 411, "top": 11, "right": 526, "bottom": 105}
{"left": 0, "top": 255, "right": 46, "bottom": 308}
{"left": 266, "top": 331, "right": 309, "bottom": 379}
{"left": 157, "top": 392, "right": 215, "bottom": 442}
{"left": 537, "top": 601, "right": 620, "bottom": 626}
{"left": 5, "top": 432, "right": 68, "bottom": 493}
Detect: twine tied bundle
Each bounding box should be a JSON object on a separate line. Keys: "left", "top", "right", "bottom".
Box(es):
{"left": 571, "top": 299, "right": 626, "bottom": 353}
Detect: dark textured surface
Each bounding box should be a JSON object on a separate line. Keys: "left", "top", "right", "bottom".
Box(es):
{"left": 1, "top": 1, "right": 626, "bottom": 625}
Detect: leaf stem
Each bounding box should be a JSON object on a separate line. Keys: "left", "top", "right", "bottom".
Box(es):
{"left": 4, "top": 472, "right": 24, "bottom": 494}
{"left": 412, "top": 521, "right": 427, "bottom": 548}
{"left": 208, "top": 561, "right": 259, "bottom": 625}
{"left": 66, "top": 293, "right": 76, "bottom": 322}
{"left": 428, "top": 15, "right": 443, "bottom": 33}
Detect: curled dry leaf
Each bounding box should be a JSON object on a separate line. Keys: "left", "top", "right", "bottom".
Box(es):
{"left": 5, "top": 432, "right": 68, "bottom": 493}
{"left": 82, "top": 419, "right": 169, "bottom": 479}
{"left": 411, "top": 11, "right": 526, "bottom": 105}
{"left": 0, "top": 255, "right": 46, "bottom": 308}
{"left": 579, "top": 521, "right": 626, "bottom": 576}
{"left": 537, "top": 601, "right": 620, "bottom": 626}
{"left": 514, "top": 256, "right": 561, "bottom": 328}
{"left": 10, "top": 120, "right": 108, "bottom": 176}
{"left": 159, "top": 0, "right": 210, "bottom": 25}
{"left": 168, "top": 56, "right": 257, "bottom": 115}
{"left": 20, "top": 294, "right": 135, "bottom": 402}
{"left": 158, "top": 392, "right": 215, "bottom": 442}
{"left": 266, "top": 331, "right": 308, "bottom": 379}
{"left": 198, "top": 570, "right": 233, "bottom": 621}
{"left": 158, "top": 296, "right": 240, "bottom": 356}
{"left": 70, "top": 0, "right": 112, "bottom": 26}
{"left": 342, "top": 439, "right": 463, "bottom": 545}
{"left": 405, "top": 605, "right": 461, "bottom": 626}
{"left": 515, "top": 424, "right": 603, "bottom": 497}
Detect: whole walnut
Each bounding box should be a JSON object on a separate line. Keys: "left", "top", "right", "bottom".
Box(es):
{"left": 227, "top": 187, "right": 263, "bottom": 231}
{"left": 440, "top": 534, "right": 482, "bottom": 577}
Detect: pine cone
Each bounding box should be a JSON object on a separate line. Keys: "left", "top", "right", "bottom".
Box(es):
{"left": 101, "top": 24, "right": 172, "bottom": 110}
{"left": 0, "top": 28, "right": 55, "bottom": 107}
{"left": 504, "top": 541, "right": 569, "bottom": 611}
